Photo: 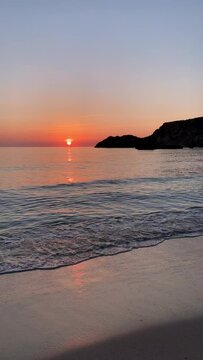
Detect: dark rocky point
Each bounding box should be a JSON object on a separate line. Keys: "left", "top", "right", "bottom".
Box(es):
{"left": 95, "top": 117, "right": 203, "bottom": 149}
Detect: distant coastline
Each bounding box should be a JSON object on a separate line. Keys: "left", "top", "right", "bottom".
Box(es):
{"left": 95, "top": 117, "right": 203, "bottom": 149}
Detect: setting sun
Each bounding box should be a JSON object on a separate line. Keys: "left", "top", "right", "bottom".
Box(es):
{"left": 66, "top": 138, "right": 73, "bottom": 146}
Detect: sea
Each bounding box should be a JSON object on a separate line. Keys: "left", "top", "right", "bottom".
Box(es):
{"left": 0, "top": 147, "right": 202, "bottom": 274}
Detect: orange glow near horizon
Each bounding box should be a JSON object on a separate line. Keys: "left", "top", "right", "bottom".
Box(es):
{"left": 0, "top": 0, "right": 202, "bottom": 147}
{"left": 1, "top": 108, "right": 201, "bottom": 147}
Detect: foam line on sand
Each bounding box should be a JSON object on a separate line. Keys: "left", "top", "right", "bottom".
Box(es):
{"left": 0, "top": 236, "right": 203, "bottom": 360}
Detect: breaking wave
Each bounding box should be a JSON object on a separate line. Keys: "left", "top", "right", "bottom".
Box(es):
{"left": 0, "top": 175, "right": 202, "bottom": 274}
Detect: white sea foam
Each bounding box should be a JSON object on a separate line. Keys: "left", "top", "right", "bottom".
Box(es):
{"left": 0, "top": 148, "right": 202, "bottom": 274}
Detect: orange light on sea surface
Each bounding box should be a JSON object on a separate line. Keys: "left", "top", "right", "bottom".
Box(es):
{"left": 66, "top": 138, "right": 73, "bottom": 146}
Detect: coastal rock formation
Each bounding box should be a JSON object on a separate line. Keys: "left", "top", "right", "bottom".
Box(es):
{"left": 95, "top": 135, "right": 139, "bottom": 148}
{"left": 95, "top": 117, "right": 203, "bottom": 149}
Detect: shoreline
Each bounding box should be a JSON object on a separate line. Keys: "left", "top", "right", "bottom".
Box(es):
{"left": 1, "top": 238, "right": 165, "bottom": 276}
{"left": 1, "top": 234, "right": 202, "bottom": 276}
{"left": 0, "top": 235, "right": 203, "bottom": 359}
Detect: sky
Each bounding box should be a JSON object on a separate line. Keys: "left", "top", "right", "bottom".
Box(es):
{"left": 0, "top": 0, "right": 203, "bottom": 146}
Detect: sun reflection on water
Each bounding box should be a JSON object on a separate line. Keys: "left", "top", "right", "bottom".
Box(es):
{"left": 70, "top": 262, "right": 87, "bottom": 293}
{"left": 67, "top": 148, "right": 72, "bottom": 162}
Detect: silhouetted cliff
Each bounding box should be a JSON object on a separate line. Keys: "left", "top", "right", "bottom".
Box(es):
{"left": 95, "top": 117, "right": 203, "bottom": 149}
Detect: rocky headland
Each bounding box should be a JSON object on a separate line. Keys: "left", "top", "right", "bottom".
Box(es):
{"left": 95, "top": 117, "right": 203, "bottom": 149}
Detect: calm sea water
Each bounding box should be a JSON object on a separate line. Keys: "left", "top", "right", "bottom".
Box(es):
{"left": 0, "top": 147, "right": 202, "bottom": 274}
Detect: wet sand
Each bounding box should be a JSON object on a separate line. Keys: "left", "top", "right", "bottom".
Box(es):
{"left": 0, "top": 236, "right": 203, "bottom": 360}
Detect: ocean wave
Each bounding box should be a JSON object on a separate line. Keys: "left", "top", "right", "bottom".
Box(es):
{"left": 0, "top": 206, "right": 202, "bottom": 274}
{"left": 22, "top": 174, "right": 203, "bottom": 191}
{"left": 0, "top": 174, "right": 202, "bottom": 274}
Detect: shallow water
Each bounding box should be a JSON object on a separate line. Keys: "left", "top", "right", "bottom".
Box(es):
{"left": 0, "top": 147, "right": 202, "bottom": 274}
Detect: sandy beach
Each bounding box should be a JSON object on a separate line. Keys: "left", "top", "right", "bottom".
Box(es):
{"left": 0, "top": 236, "right": 203, "bottom": 360}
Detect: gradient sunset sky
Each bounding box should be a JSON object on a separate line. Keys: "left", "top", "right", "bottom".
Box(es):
{"left": 0, "top": 0, "right": 202, "bottom": 146}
